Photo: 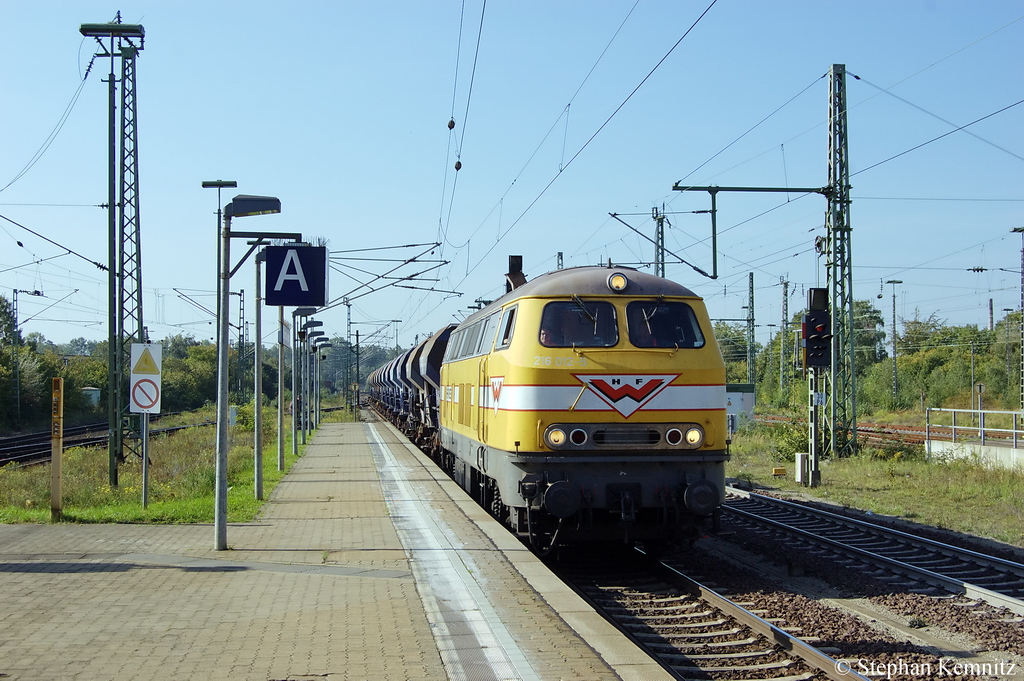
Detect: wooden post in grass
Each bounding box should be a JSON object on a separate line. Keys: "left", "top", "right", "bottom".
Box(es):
{"left": 51, "top": 378, "right": 63, "bottom": 521}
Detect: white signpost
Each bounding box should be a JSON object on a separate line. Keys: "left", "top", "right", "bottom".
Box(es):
{"left": 130, "top": 343, "right": 162, "bottom": 507}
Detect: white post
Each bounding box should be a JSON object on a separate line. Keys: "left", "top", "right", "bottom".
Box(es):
{"left": 278, "top": 306, "right": 285, "bottom": 471}
{"left": 142, "top": 413, "right": 150, "bottom": 508}
{"left": 254, "top": 252, "right": 264, "bottom": 500}
{"left": 291, "top": 313, "right": 298, "bottom": 455}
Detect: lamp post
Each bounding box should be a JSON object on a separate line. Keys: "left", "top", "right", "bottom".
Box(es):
{"left": 312, "top": 338, "right": 331, "bottom": 425}
{"left": 253, "top": 248, "right": 267, "bottom": 500}
{"left": 886, "top": 280, "right": 902, "bottom": 410}
{"left": 215, "top": 194, "right": 282, "bottom": 551}
{"left": 290, "top": 307, "right": 316, "bottom": 457}
{"left": 315, "top": 341, "right": 332, "bottom": 425}
{"left": 301, "top": 322, "right": 324, "bottom": 442}
{"left": 1004, "top": 309, "right": 1015, "bottom": 384}
{"left": 310, "top": 337, "right": 325, "bottom": 427}
{"left": 1014, "top": 227, "right": 1024, "bottom": 412}
{"left": 306, "top": 328, "right": 325, "bottom": 434}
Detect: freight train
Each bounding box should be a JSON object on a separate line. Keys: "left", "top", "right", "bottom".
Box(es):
{"left": 368, "top": 263, "right": 728, "bottom": 553}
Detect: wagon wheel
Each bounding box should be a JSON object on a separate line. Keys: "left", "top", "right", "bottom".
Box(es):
{"left": 488, "top": 480, "right": 509, "bottom": 523}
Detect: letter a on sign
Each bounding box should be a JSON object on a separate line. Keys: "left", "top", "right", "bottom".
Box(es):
{"left": 264, "top": 246, "right": 328, "bottom": 306}
{"left": 275, "top": 250, "right": 309, "bottom": 292}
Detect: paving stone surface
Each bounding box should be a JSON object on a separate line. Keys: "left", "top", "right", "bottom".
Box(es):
{"left": 0, "top": 420, "right": 659, "bottom": 680}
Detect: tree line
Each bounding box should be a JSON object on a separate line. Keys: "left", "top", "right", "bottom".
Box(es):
{"left": 5, "top": 292, "right": 1017, "bottom": 434}
{"left": 0, "top": 294, "right": 398, "bottom": 434}
{"left": 715, "top": 300, "right": 1021, "bottom": 415}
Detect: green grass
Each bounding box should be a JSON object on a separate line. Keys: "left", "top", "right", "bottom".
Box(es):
{"left": 0, "top": 405, "right": 348, "bottom": 524}
{"left": 728, "top": 421, "right": 1024, "bottom": 547}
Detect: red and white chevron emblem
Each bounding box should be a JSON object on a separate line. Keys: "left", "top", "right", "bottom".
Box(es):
{"left": 574, "top": 374, "right": 678, "bottom": 417}
{"left": 490, "top": 377, "right": 504, "bottom": 414}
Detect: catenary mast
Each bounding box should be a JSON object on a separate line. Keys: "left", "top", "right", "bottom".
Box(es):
{"left": 80, "top": 16, "right": 145, "bottom": 485}
{"left": 823, "top": 64, "right": 856, "bottom": 457}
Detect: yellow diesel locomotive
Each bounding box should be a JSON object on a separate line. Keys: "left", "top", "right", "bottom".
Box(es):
{"left": 370, "top": 264, "right": 727, "bottom": 552}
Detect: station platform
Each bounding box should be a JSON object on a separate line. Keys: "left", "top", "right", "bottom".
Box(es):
{"left": 0, "top": 419, "right": 673, "bottom": 681}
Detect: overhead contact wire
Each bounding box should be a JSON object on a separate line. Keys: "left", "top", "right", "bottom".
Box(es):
{"left": 853, "top": 98, "right": 1024, "bottom": 177}
{"left": 852, "top": 73, "right": 1024, "bottom": 163}
{"left": 456, "top": 0, "right": 487, "bottom": 160}
{"left": 439, "top": 0, "right": 643, "bottom": 261}
{"left": 1, "top": 55, "right": 97, "bottom": 194}
{"left": 460, "top": 0, "right": 720, "bottom": 285}
{"left": 675, "top": 73, "right": 825, "bottom": 187}
{"left": 438, "top": 1, "right": 487, "bottom": 250}
{"left": 0, "top": 213, "right": 107, "bottom": 271}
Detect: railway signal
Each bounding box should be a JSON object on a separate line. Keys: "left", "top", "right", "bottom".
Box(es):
{"left": 804, "top": 287, "right": 831, "bottom": 489}
{"left": 802, "top": 310, "right": 832, "bottom": 368}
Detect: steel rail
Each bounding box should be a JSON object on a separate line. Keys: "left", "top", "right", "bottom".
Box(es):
{"left": 725, "top": 490, "right": 1024, "bottom": 616}
{"left": 654, "top": 556, "right": 871, "bottom": 681}
{"left": 728, "top": 489, "right": 1024, "bottom": 578}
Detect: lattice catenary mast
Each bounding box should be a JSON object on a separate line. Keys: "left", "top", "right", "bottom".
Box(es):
{"left": 823, "top": 64, "right": 856, "bottom": 457}
{"left": 671, "top": 63, "right": 857, "bottom": 459}
{"left": 80, "top": 16, "right": 146, "bottom": 486}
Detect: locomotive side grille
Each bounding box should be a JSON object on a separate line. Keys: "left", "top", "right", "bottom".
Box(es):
{"left": 592, "top": 428, "right": 661, "bottom": 446}
{"left": 459, "top": 382, "right": 472, "bottom": 426}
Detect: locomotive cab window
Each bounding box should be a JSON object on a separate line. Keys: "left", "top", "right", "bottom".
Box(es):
{"left": 476, "top": 312, "right": 500, "bottom": 355}
{"left": 460, "top": 322, "right": 482, "bottom": 358}
{"left": 539, "top": 299, "right": 618, "bottom": 348}
{"left": 495, "top": 305, "right": 518, "bottom": 350}
{"left": 626, "top": 301, "right": 705, "bottom": 349}
{"left": 443, "top": 329, "right": 464, "bottom": 362}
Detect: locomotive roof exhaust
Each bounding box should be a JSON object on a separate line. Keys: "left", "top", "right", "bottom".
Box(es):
{"left": 505, "top": 255, "right": 527, "bottom": 292}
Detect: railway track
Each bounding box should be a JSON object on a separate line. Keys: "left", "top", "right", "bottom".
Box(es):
{"left": 371, "top": 405, "right": 1023, "bottom": 672}
{"left": 554, "top": 547, "right": 866, "bottom": 680}
{"left": 0, "top": 422, "right": 109, "bottom": 466}
{"left": 370, "top": 401, "right": 860, "bottom": 677}
{"left": 0, "top": 419, "right": 215, "bottom": 467}
{"left": 724, "top": 489, "right": 1024, "bottom": 617}
{"left": 755, "top": 414, "right": 1017, "bottom": 447}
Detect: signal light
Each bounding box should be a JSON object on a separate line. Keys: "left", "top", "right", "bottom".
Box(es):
{"left": 802, "top": 310, "right": 832, "bottom": 367}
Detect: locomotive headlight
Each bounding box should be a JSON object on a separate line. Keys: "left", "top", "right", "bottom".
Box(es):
{"left": 607, "top": 272, "right": 629, "bottom": 292}
{"left": 685, "top": 427, "right": 704, "bottom": 446}
{"left": 546, "top": 428, "right": 566, "bottom": 447}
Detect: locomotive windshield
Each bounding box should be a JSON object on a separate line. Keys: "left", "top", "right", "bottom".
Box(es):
{"left": 539, "top": 300, "right": 618, "bottom": 347}
{"left": 626, "top": 301, "right": 705, "bottom": 349}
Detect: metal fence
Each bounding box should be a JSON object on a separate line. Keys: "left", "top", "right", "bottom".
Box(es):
{"left": 925, "top": 407, "right": 1022, "bottom": 449}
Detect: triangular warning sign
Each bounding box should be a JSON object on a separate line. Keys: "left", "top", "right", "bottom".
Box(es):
{"left": 133, "top": 347, "right": 160, "bottom": 375}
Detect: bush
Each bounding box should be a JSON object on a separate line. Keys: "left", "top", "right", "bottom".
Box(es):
{"left": 863, "top": 439, "right": 925, "bottom": 463}
{"left": 767, "top": 419, "right": 808, "bottom": 462}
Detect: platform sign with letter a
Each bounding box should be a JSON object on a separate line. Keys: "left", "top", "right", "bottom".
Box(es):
{"left": 264, "top": 245, "right": 328, "bottom": 307}
{"left": 130, "top": 343, "right": 162, "bottom": 414}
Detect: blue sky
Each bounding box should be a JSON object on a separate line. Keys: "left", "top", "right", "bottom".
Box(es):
{"left": 1, "top": 1, "right": 1021, "bottom": 350}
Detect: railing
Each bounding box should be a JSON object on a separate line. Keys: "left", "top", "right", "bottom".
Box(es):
{"left": 925, "top": 407, "right": 1022, "bottom": 450}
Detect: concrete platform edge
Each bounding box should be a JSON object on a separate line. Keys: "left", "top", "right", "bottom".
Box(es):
{"left": 372, "top": 418, "right": 675, "bottom": 681}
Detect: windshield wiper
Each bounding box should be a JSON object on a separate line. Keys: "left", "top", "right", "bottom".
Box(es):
{"left": 572, "top": 295, "right": 597, "bottom": 323}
